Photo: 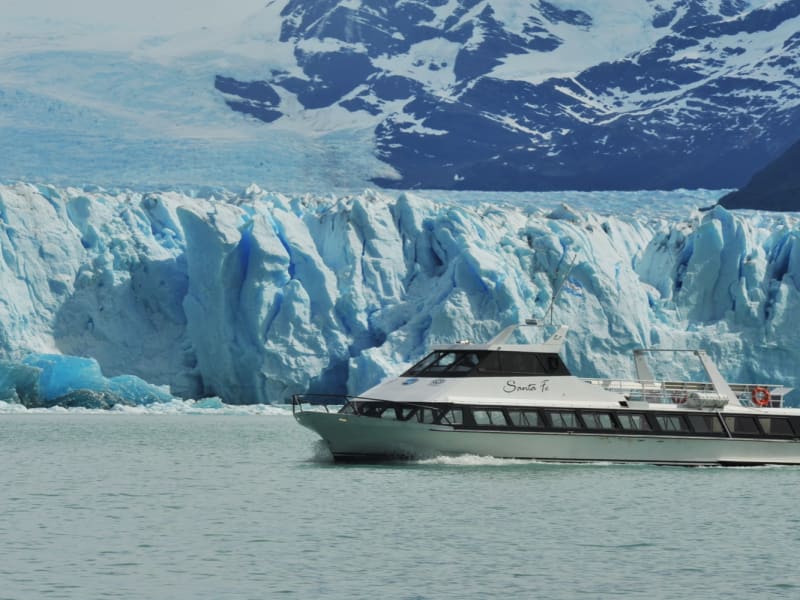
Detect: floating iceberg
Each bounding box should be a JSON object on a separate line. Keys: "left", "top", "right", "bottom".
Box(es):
{"left": 0, "top": 183, "right": 798, "bottom": 407}
{"left": 0, "top": 353, "right": 172, "bottom": 408}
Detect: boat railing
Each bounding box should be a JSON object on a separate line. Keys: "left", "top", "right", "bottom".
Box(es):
{"left": 585, "top": 379, "right": 789, "bottom": 408}
{"left": 292, "top": 393, "right": 349, "bottom": 415}
{"left": 292, "top": 394, "right": 460, "bottom": 423}
{"left": 291, "top": 393, "right": 428, "bottom": 414}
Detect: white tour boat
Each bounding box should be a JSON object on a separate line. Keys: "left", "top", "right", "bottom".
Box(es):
{"left": 293, "top": 322, "right": 798, "bottom": 465}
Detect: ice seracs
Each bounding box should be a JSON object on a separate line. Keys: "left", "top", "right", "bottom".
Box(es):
{"left": 1, "top": 184, "right": 800, "bottom": 408}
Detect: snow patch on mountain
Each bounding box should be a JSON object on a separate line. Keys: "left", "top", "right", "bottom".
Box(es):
{"left": 490, "top": 0, "right": 664, "bottom": 84}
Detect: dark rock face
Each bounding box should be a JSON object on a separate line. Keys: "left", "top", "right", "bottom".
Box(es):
{"left": 214, "top": 76, "right": 282, "bottom": 123}
{"left": 215, "top": 0, "right": 800, "bottom": 191}
{"left": 719, "top": 139, "right": 800, "bottom": 211}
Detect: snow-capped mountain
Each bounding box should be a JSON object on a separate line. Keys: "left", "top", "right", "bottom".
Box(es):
{"left": 2, "top": 184, "right": 800, "bottom": 407}
{"left": 216, "top": 0, "right": 800, "bottom": 191}
{"left": 215, "top": 0, "right": 800, "bottom": 189}
{"left": 2, "top": 0, "right": 799, "bottom": 193}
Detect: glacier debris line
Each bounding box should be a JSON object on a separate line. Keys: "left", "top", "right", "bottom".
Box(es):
{"left": 0, "top": 183, "right": 798, "bottom": 406}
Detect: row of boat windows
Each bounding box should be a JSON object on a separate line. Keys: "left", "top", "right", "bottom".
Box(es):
{"left": 342, "top": 401, "right": 799, "bottom": 439}
{"left": 401, "top": 350, "right": 571, "bottom": 378}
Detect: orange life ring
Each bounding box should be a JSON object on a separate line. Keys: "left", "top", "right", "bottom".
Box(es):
{"left": 751, "top": 386, "right": 771, "bottom": 407}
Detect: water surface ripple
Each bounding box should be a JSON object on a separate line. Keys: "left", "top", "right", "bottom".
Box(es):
{"left": 1, "top": 414, "right": 798, "bottom": 599}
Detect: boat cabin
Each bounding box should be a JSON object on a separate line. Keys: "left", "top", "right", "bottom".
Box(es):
{"left": 401, "top": 349, "right": 571, "bottom": 378}
{"left": 337, "top": 399, "right": 800, "bottom": 441}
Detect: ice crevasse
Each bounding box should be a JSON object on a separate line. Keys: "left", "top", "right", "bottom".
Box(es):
{"left": 0, "top": 183, "right": 798, "bottom": 406}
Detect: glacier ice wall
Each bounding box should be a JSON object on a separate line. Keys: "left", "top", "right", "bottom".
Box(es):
{"left": 1, "top": 183, "right": 799, "bottom": 404}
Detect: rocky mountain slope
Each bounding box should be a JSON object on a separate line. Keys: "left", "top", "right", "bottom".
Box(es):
{"left": 719, "top": 138, "right": 800, "bottom": 211}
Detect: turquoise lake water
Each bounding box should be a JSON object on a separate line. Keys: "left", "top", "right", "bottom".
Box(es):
{"left": 2, "top": 411, "right": 799, "bottom": 599}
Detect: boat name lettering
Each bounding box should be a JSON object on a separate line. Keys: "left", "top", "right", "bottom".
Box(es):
{"left": 503, "top": 379, "right": 550, "bottom": 394}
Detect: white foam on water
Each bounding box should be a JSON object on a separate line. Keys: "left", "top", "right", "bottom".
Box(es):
{"left": 414, "top": 454, "right": 630, "bottom": 467}
{"left": 414, "top": 454, "right": 548, "bottom": 467}
{"left": 308, "top": 440, "right": 336, "bottom": 463}
{"left": 0, "top": 398, "right": 294, "bottom": 416}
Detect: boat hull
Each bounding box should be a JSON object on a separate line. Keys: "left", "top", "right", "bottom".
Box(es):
{"left": 296, "top": 411, "right": 800, "bottom": 465}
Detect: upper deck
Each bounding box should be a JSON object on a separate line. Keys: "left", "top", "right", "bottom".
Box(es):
{"left": 395, "top": 322, "right": 793, "bottom": 410}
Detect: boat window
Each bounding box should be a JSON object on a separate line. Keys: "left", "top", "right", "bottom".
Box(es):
{"left": 758, "top": 417, "right": 794, "bottom": 437}
{"left": 724, "top": 416, "right": 761, "bottom": 436}
{"left": 359, "top": 403, "right": 385, "bottom": 417}
{"left": 448, "top": 352, "right": 482, "bottom": 374}
{"left": 402, "top": 351, "right": 487, "bottom": 377}
{"left": 380, "top": 407, "right": 398, "bottom": 420}
{"left": 340, "top": 402, "right": 357, "bottom": 415}
{"left": 546, "top": 410, "right": 580, "bottom": 429}
{"left": 687, "top": 414, "right": 725, "bottom": 434}
{"left": 404, "top": 350, "right": 571, "bottom": 378}
{"left": 617, "top": 413, "right": 651, "bottom": 431}
{"left": 418, "top": 408, "right": 437, "bottom": 424}
{"left": 403, "top": 352, "right": 439, "bottom": 375}
{"left": 581, "top": 412, "right": 617, "bottom": 430}
{"left": 508, "top": 409, "right": 542, "bottom": 427}
{"left": 654, "top": 414, "right": 690, "bottom": 433}
{"left": 475, "top": 352, "right": 501, "bottom": 374}
{"left": 500, "top": 352, "right": 544, "bottom": 376}
{"left": 471, "top": 409, "right": 508, "bottom": 427}
{"left": 398, "top": 406, "right": 417, "bottom": 421}
{"left": 421, "top": 352, "right": 460, "bottom": 375}
{"left": 476, "top": 352, "right": 571, "bottom": 376}
{"left": 435, "top": 353, "right": 459, "bottom": 368}
{"left": 441, "top": 408, "right": 464, "bottom": 426}
{"left": 540, "top": 354, "right": 571, "bottom": 376}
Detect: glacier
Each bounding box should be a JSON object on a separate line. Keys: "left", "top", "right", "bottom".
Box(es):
{"left": 1, "top": 182, "right": 799, "bottom": 407}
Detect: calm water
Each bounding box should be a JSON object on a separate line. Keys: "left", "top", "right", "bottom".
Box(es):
{"left": 2, "top": 411, "right": 800, "bottom": 599}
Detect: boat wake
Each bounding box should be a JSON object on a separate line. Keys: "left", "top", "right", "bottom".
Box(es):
{"left": 419, "top": 457, "right": 800, "bottom": 469}
{"left": 414, "top": 454, "right": 553, "bottom": 467}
